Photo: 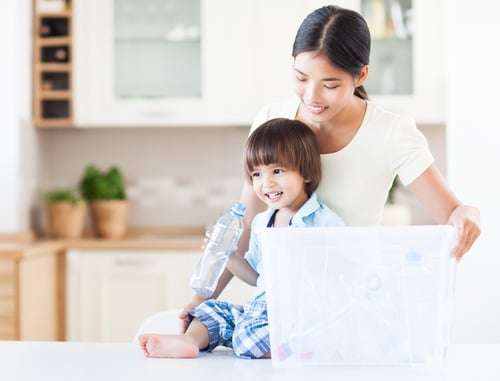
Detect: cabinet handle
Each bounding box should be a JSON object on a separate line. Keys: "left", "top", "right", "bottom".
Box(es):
{"left": 113, "top": 258, "right": 156, "bottom": 268}
{"left": 140, "top": 110, "right": 171, "bottom": 118}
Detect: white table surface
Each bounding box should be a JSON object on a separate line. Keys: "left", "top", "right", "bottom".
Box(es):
{"left": 2, "top": 341, "right": 500, "bottom": 381}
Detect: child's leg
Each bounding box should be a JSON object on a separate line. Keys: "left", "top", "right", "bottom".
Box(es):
{"left": 139, "top": 318, "right": 208, "bottom": 358}
{"left": 139, "top": 299, "right": 243, "bottom": 358}
{"left": 232, "top": 296, "right": 271, "bottom": 359}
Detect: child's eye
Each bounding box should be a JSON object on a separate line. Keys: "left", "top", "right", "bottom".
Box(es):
{"left": 251, "top": 172, "right": 260, "bottom": 178}
{"left": 273, "top": 168, "right": 285, "bottom": 175}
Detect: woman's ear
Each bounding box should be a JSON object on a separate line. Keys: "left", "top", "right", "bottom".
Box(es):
{"left": 304, "top": 179, "right": 311, "bottom": 183}
{"left": 355, "top": 65, "right": 369, "bottom": 87}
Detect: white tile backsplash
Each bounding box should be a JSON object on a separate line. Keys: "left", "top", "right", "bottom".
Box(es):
{"left": 35, "top": 123, "right": 446, "bottom": 229}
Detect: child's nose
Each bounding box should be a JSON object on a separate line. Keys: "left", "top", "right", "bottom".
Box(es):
{"left": 263, "top": 176, "right": 276, "bottom": 187}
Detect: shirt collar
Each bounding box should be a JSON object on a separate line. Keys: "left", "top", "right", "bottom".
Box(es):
{"left": 290, "top": 192, "right": 321, "bottom": 227}
{"left": 262, "top": 192, "right": 321, "bottom": 227}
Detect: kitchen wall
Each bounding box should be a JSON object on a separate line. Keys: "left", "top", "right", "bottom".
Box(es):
{"left": 446, "top": 0, "right": 500, "bottom": 343}
{"left": 34, "top": 122, "right": 446, "bottom": 233}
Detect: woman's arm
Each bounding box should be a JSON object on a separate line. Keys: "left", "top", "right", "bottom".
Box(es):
{"left": 407, "top": 164, "right": 481, "bottom": 259}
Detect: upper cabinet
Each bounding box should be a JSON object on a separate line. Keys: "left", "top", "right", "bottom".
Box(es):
{"left": 73, "top": 0, "right": 444, "bottom": 127}
{"left": 304, "top": 0, "right": 445, "bottom": 123}
{"left": 74, "top": 0, "right": 261, "bottom": 127}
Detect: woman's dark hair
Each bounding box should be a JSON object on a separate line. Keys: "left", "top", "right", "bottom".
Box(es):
{"left": 245, "top": 118, "right": 321, "bottom": 197}
{"left": 292, "top": 5, "right": 371, "bottom": 100}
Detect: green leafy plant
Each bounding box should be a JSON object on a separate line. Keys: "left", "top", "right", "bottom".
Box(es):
{"left": 79, "top": 165, "right": 127, "bottom": 201}
{"left": 44, "top": 189, "right": 82, "bottom": 204}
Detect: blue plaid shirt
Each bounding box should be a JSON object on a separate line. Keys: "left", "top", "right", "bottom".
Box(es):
{"left": 245, "top": 192, "right": 344, "bottom": 295}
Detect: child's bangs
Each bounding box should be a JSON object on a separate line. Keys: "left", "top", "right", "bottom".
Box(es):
{"left": 245, "top": 137, "right": 295, "bottom": 174}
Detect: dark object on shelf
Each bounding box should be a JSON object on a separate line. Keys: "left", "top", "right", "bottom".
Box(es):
{"left": 41, "top": 72, "right": 69, "bottom": 90}
{"left": 41, "top": 46, "right": 70, "bottom": 63}
{"left": 40, "top": 17, "right": 69, "bottom": 37}
{"left": 42, "top": 100, "right": 70, "bottom": 119}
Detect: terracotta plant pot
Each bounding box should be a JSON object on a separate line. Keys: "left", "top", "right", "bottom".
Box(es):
{"left": 90, "top": 200, "right": 129, "bottom": 239}
{"left": 47, "top": 201, "right": 86, "bottom": 239}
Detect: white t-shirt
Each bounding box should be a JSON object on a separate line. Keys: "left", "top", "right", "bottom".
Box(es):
{"left": 249, "top": 97, "right": 434, "bottom": 226}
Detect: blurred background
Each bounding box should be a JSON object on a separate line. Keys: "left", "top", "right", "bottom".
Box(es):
{"left": 0, "top": 0, "right": 498, "bottom": 346}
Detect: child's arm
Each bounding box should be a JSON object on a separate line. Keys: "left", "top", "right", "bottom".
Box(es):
{"left": 227, "top": 254, "right": 259, "bottom": 286}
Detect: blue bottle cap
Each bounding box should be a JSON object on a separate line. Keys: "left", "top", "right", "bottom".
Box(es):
{"left": 230, "top": 202, "right": 246, "bottom": 217}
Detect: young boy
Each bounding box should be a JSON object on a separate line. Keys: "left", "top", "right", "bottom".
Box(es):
{"left": 139, "top": 118, "right": 344, "bottom": 359}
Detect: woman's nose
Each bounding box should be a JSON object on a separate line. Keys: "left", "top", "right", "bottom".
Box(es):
{"left": 303, "top": 83, "right": 321, "bottom": 104}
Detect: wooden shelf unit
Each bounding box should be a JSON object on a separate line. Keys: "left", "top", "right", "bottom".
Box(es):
{"left": 33, "top": 1, "right": 73, "bottom": 128}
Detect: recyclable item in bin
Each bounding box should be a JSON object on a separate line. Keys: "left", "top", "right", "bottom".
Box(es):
{"left": 259, "top": 226, "right": 457, "bottom": 367}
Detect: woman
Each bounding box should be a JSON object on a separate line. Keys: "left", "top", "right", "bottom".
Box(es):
{"left": 180, "top": 5, "right": 481, "bottom": 330}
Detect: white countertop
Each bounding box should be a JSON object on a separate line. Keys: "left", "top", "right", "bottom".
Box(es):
{"left": 3, "top": 341, "right": 500, "bottom": 381}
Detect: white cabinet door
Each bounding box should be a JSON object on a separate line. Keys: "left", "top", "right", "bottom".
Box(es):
{"left": 74, "top": 0, "right": 263, "bottom": 127}
{"left": 66, "top": 249, "right": 254, "bottom": 342}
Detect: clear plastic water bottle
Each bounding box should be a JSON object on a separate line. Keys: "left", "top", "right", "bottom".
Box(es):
{"left": 190, "top": 202, "right": 246, "bottom": 298}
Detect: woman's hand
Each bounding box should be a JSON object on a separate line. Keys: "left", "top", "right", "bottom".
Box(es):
{"left": 447, "top": 204, "right": 481, "bottom": 260}
{"left": 178, "top": 295, "right": 207, "bottom": 333}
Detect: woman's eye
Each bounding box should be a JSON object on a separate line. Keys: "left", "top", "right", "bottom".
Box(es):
{"left": 296, "top": 76, "right": 306, "bottom": 82}
{"left": 324, "top": 84, "right": 339, "bottom": 90}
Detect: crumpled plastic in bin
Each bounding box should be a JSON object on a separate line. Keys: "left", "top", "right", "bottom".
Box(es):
{"left": 258, "top": 226, "right": 457, "bottom": 367}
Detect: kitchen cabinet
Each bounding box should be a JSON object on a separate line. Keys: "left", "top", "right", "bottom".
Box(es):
{"left": 0, "top": 243, "right": 64, "bottom": 341}
{"left": 298, "top": 0, "right": 445, "bottom": 123}
{"left": 66, "top": 249, "right": 254, "bottom": 342}
{"left": 74, "top": 0, "right": 259, "bottom": 127}
{"left": 73, "top": 0, "right": 443, "bottom": 127}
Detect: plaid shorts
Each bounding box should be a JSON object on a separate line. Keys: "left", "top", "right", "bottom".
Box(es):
{"left": 190, "top": 293, "right": 270, "bottom": 359}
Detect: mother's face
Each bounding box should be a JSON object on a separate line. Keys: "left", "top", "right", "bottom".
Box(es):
{"left": 293, "top": 51, "right": 365, "bottom": 123}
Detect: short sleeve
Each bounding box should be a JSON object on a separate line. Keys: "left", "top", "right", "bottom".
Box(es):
{"left": 244, "top": 219, "right": 261, "bottom": 273}
{"left": 391, "top": 116, "right": 434, "bottom": 186}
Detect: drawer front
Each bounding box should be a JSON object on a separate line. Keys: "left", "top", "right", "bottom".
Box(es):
{"left": 0, "top": 315, "right": 16, "bottom": 340}
{"left": 0, "top": 296, "right": 15, "bottom": 317}
{"left": 0, "top": 259, "right": 16, "bottom": 298}
{"left": 0, "top": 259, "right": 15, "bottom": 275}
{"left": 0, "top": 279, "right": 15, "bottom": 298}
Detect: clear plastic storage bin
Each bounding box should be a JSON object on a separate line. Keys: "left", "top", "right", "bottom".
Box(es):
{"left": 258, "top": 226, "right": 457, "bottom": 368}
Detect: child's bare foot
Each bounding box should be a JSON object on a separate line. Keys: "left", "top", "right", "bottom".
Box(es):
{"left": 139, "top": 334, "right": 199, "bottom": 358}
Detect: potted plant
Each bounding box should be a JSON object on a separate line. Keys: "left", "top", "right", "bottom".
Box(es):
{"left": 79, "top": 165, "right": 128, "bottom": 239}
{"left": 381, "top": 177, "right": 412, "bottom": 225}
{"left": 44, "top": 189, "right": 86, "bottom": 239}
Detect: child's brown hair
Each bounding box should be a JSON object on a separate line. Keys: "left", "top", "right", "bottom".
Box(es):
{"left": 245, "top": 118, "right": 322, "bottom": 196}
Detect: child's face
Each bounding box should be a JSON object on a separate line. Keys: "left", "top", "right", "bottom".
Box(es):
{"left": 250, "top": 164, "right": 308, "bottom": 212}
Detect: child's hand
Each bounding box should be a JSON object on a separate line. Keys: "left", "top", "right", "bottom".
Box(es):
{"left": 178, "top": 295, "right": 207, "bottom": 333}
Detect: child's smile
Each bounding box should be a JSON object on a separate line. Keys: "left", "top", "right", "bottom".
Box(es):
{"left": 264, "top": 191, "right": 283, "bottom": 201}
